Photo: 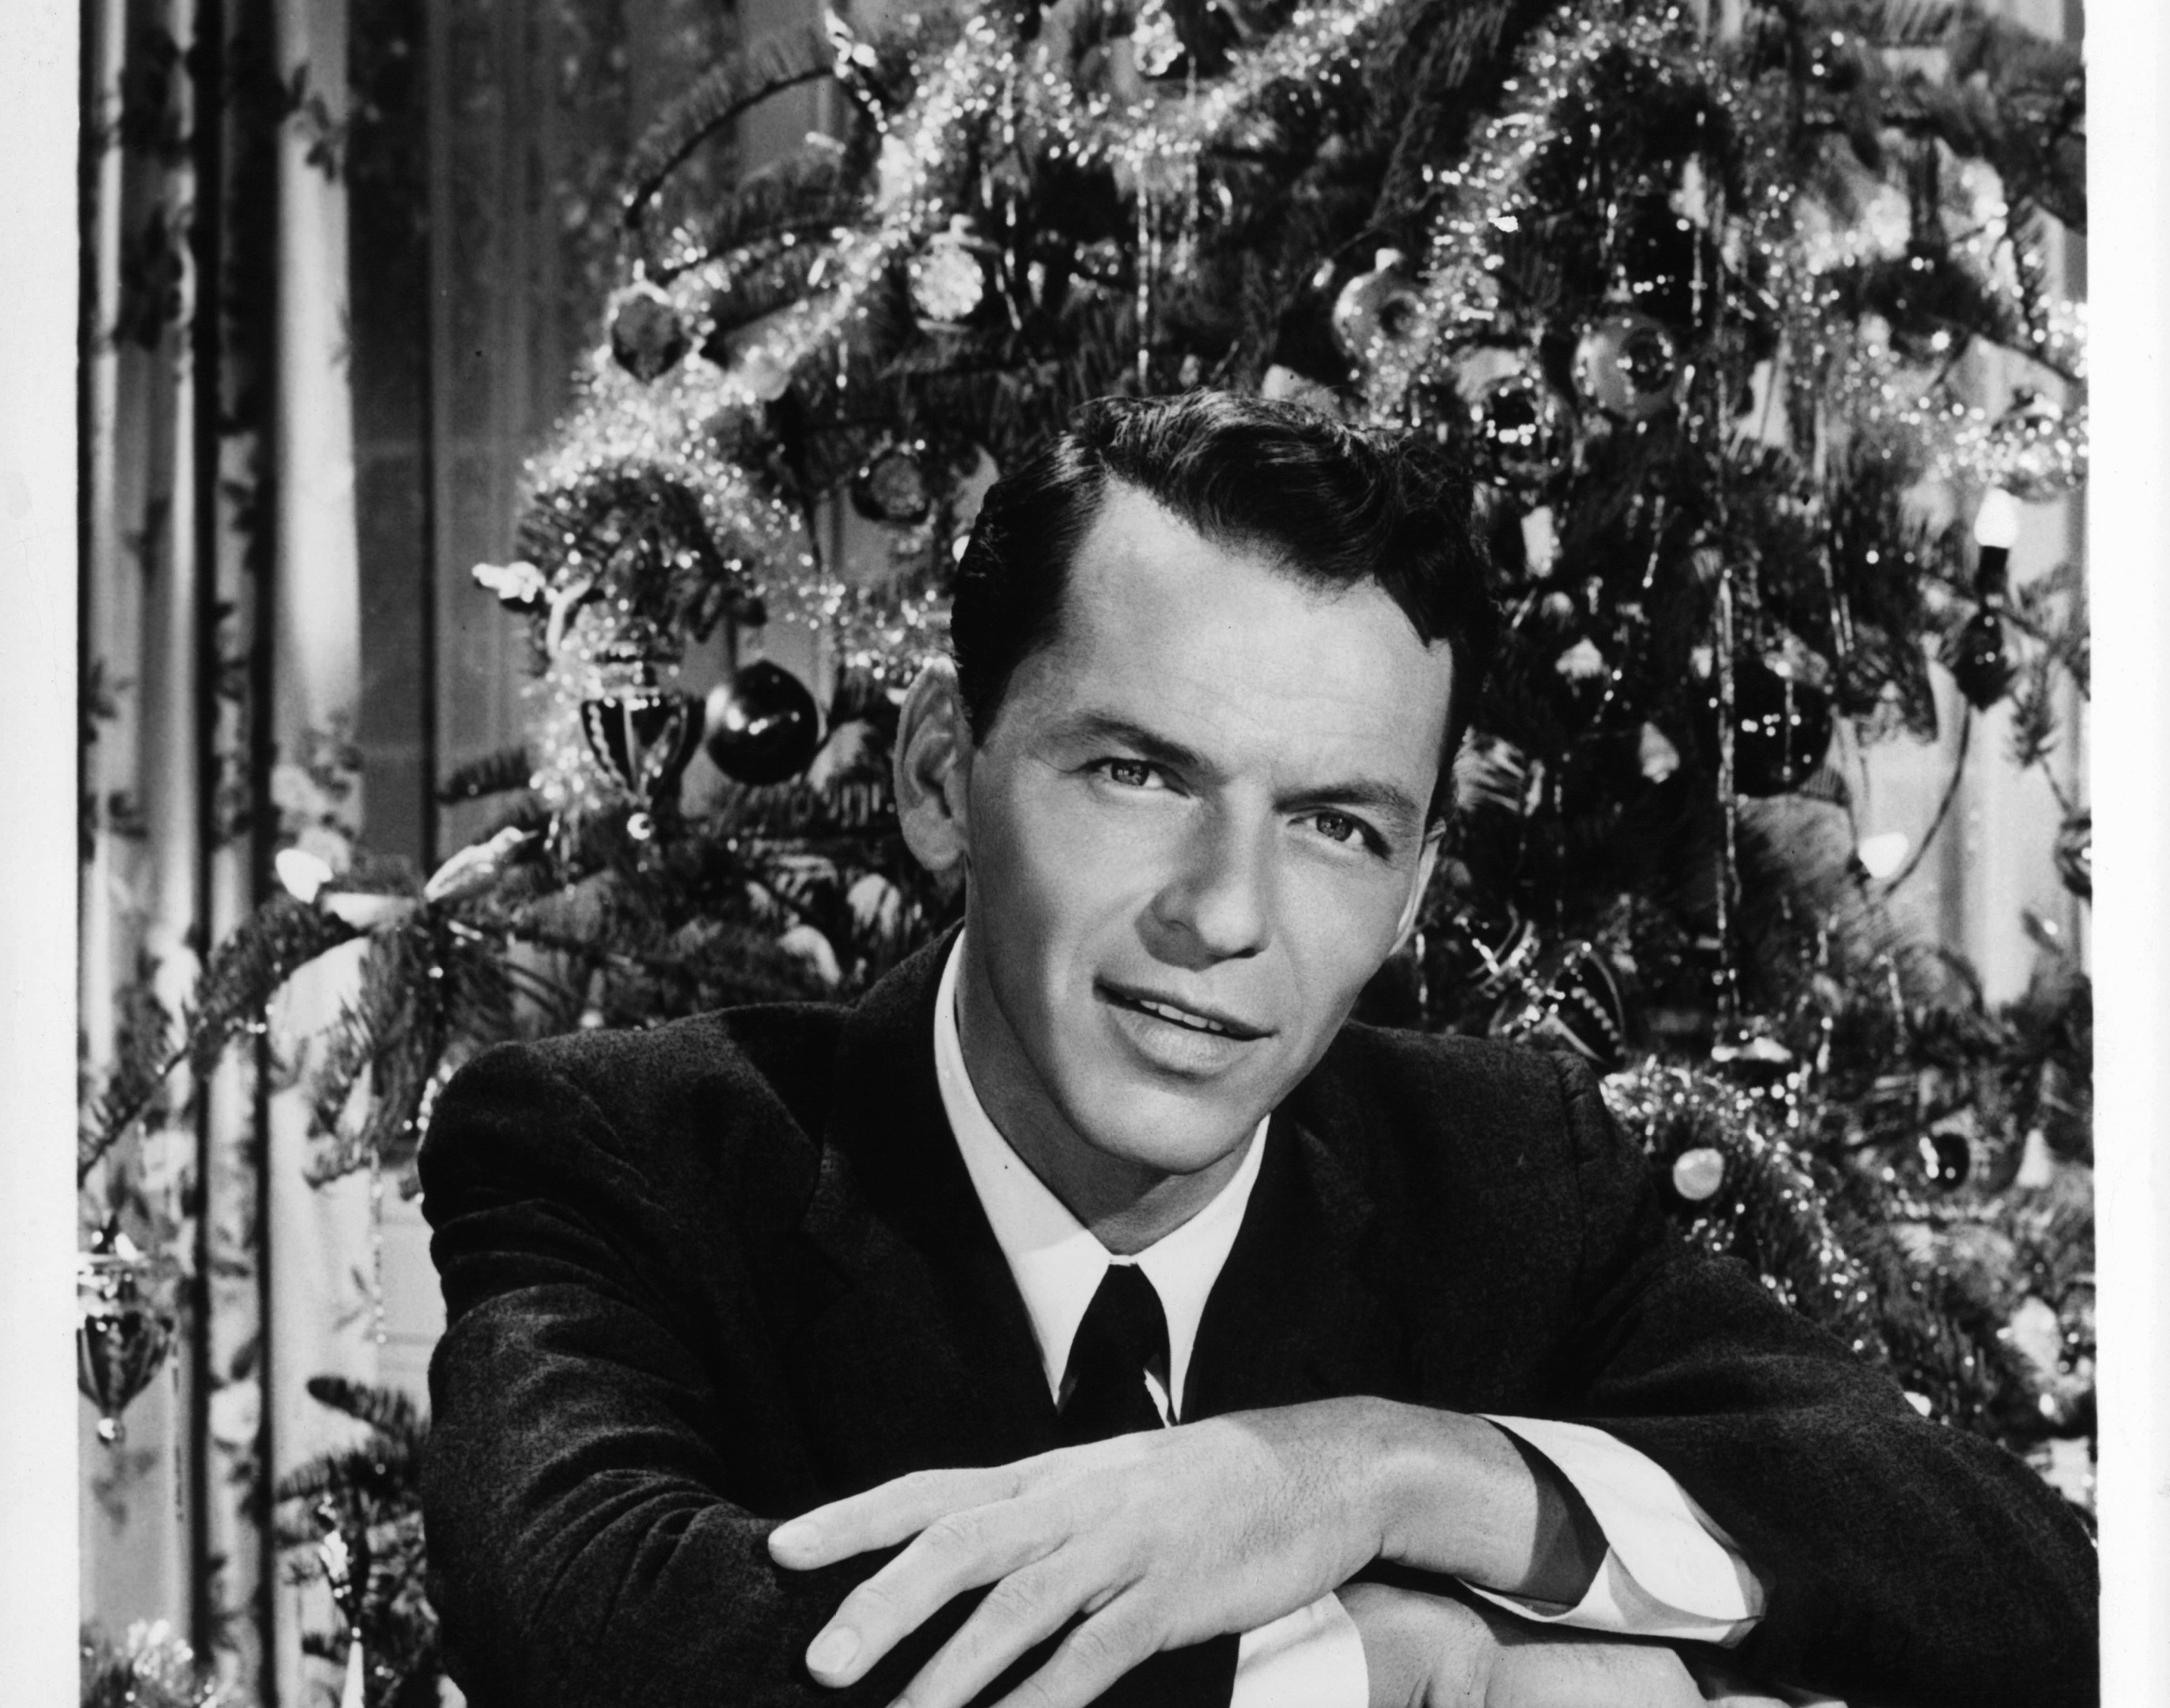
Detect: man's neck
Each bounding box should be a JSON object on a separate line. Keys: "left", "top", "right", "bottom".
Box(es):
{"left": 953, "top": 945, "right": 1251, "bottom": 1255}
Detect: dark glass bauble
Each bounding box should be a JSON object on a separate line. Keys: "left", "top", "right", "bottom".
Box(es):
{"left": 704, "top": 660, "right": 822, "bottom": 786}
{"left": 580, "top": 668, "right": 705, "bottom": 813}
{"left": 850, "top": 439, "right": 936, "bottom": 525}
{"left": 1920, "top": 1128, "right": 1972, "bottom": 1189}
{"left": 608, "top": 280, "right": 690, "bottom": 382}
{"left": 1331, "top": 249, "right": 1425, "bottom": 374}
{"left": 1702, "top": 654, "right": 1835, "bottom": 796}
{"left": 1469, "top": 366, "right": 1571, "bottom": 491}
{"left": 77, "top": 1234, "right": 177, "bottom": 1448}
{"left": 1949, "top": 607, "right": 2014, "bottom": 710}
{"left": 1572, "top": 312, "right": 1682, "bottom": 421}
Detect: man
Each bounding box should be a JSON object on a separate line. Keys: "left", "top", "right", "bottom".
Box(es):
{"left": 419, "top": 394, "right": 2096, "bottom": 1708}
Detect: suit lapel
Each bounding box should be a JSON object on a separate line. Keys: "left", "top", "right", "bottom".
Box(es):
{"left": 1182, "top": 1102, "right": 1407, "bottom": 1420}
{"left": 792, "top": 936, "right": 1060, "bottom": 1483}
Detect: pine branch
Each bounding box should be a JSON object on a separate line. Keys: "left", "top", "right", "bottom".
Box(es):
{"left": 1857, "top": 1, "right": 1959, "bottom": 49}
{"left": 304, "top": 1374, "right": 429, "bottom": 1445}
{"left": 80, "top": 897, "right": 358, "bottom": 1184}
{"left": 2005, "top": 647, "right": 2060, "bottom": 773}
{"left": 437, "top": 746, "right": 533, "bottom": 805}
{"left": 700, "top": 245, "right": 833, "bottom": 342}
{"left": 670, "top": 145, "right": 863, "bottom": 281}
{"left": 621, "top": 27, "right": 846, "bottom": 243}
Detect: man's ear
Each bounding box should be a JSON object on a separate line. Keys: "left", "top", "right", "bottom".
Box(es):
{"left": 1393, "top": 824, "right": 1445, "bottom": 953}
{"left": 893, "top": 658, "right": 975, "bottom": 883}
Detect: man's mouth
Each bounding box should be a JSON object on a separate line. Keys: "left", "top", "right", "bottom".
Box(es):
{"left": 1099, "top": 983, "right": 1271, "bottom": 1042}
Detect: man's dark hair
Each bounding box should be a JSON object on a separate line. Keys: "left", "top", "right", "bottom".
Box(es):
{"left": 949, "top": 392, "right": 1498, "bottom": 818}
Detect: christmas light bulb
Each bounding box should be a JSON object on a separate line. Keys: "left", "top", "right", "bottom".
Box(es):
{"left": 1973, "top": 488, "right": 2022, "bottom": 550}
{"left": 1520, "top": 505, "right": 1560, "bottom": 578}
{"left": 1856, "top": 832, "right": 1909, "bottom": 879}
{"left": 276, "top": 847, "right": 335, "bottom": 904}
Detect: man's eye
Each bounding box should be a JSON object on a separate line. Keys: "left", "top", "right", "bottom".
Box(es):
{"left": 1099, "top": 759, "right": 1160, "bottom": 789}
{"left": 1309, "top": 811, "right": 1379, "bottom": 852}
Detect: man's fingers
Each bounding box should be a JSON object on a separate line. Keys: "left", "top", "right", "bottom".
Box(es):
{"left": 989, "top": 1596, "right": 1161, "bottom": 1708}
{"left": 801, "top": 1500, "right": 1062, "bottom": 1687}
{"left": 887, "top": 1556, "right": 1092, "bottom": 1708}
{"left": 770, "top": 1464, "right": 1026, "bottom": 1568}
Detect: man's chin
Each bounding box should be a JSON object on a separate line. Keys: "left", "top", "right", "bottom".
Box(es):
{"left": 1059, "top": 1075, "right": 1272, "bottom": 1181}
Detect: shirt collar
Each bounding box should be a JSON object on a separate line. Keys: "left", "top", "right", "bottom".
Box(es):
{"left": 933, "top": 933, "right": 1269, "bottom": 1419}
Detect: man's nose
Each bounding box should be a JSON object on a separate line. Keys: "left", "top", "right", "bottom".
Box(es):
{"left": 1147, "top": 809, "right": 1273, "bottom": 967}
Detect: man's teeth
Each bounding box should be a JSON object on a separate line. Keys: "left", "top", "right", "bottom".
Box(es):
{"left": 1135, "top": 998, "right": 1233, "bottom": 1036}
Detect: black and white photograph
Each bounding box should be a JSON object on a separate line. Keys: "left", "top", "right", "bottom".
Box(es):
{"left": 1, "top": 0, "right": 2165, "bottom": 1703}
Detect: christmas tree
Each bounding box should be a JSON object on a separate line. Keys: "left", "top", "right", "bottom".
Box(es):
{"left": 80, "top": 0, "right": 2091, "bottom": 1694}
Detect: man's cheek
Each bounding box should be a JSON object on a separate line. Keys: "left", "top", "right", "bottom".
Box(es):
{"left": 1279, "top": 871, "right": 1408, "bottom": 1012}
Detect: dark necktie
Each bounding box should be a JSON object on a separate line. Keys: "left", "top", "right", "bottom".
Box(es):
{"left": 979, "top": 1266, "right": 1239, "bottom": 1706}
{"left": 1058, "top": 1262, "right": 1171, "bottom": 1444}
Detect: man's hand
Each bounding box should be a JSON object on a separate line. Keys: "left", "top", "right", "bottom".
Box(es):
{"left": 1341, "top": 1584, "right": 1812, "bottom": 1708}
{"left": 769, "top": 1400, "right": 1400, "bottom": 1708}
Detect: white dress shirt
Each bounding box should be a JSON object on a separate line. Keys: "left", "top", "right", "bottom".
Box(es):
{"left": 932, "top": 938, "right": 1766, "bottom": 1708}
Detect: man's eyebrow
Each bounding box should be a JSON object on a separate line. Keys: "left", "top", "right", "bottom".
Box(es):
{"left": 1046, "top": 710, "right": 1217, "bottom": 775}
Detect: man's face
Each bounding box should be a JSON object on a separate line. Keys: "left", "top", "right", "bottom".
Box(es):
{"left": 949, "top": 483, "right": 1455, "bottom": 1201}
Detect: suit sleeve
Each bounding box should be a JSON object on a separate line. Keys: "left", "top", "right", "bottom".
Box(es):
{"left": 419, "top": 1039, "right": 962, "bottom": 1708}
{"left": 418, "top": 1038, "right": 1236, "bottom": 1708}
{"left": 1544, "top": 1051, "right": 2098, "bottom": 1708}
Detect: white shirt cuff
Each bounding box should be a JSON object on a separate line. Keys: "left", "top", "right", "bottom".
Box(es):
{"left": 1473, "top": 1415, "right": 1768, "bottom": 1646}
{"left": 1232, "top": 1592, "right": 1367, "bottom": 1708}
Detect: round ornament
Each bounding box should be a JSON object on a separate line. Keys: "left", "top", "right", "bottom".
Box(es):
{"left": 1703, "top": 654, "right": 1835, "bottom": 796}
{"left": 1948, "top": 607, "right": 2013, "bottom": 710}
{"left": 1530, "top": 943, "right": 1628, "bottom": 1071}
{"left": 704, "top": 660, "right": 822, "bottom": 786}
{"left": 1330, "top": 249, "right": 1425, "bottom": 374}
{"left": 909, "top": 216, "right": 996, "bottom": 328}
{"left": 2053, "top": 810, "right": 2091, "bottom": 901}
{"left": 1671, "top": 1146, "right": 1727, "bottom": 1203}
{"left": 1469, "top": 366, "right": 1571, "bottom": 491}
{"left": 1920, "top": 1127, "right": 1972, "bottom": 1190}
{"left": 77, "top": 1227, "right": 177, "bottom": 1446}
{"left": 1985, "top": 392, "right": 2084, "bottom": 503}
{"left": 1572, "top": 312, "right": 1682, "bottom": 422}
{"left": 579, "top": 659, "right": 705, "bottom": 833}
{"left": 850, "top": 438, "right": 936, "bottom": 525}
{"left": 738, "top": 343, "right": 796, "bottom": 402}
{"left": 607, "top": 279, "right": 690, "bottom": 383}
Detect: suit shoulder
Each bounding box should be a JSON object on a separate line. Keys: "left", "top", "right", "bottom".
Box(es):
{"left": 423, "top": 1000, "right": 849, "bottom": 1207}
{"left": 480, "top": 997, "right": 841, "bottom": 1105}
{"left": 1293, "top": 1023, "right": 1621, "bottom": 1182}
{"left": 1316, "top": 1021, "right": 1579, "bottom": 1114}
{"left": 512, "top": 1000, "right": 844, "bottom": 1108}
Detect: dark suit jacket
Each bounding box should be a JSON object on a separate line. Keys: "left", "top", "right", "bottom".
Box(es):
{"left": 419, "top": 934, "right": 2096, "bottom": 1708}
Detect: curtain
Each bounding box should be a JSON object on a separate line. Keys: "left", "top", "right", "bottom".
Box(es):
{"left": 78, "top": 0, "right": 372, "bottom": 1699}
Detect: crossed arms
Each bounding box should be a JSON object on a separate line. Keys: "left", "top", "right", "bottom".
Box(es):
{"left": 761, "top": 1397, "right": 1781, "bottom": 1708}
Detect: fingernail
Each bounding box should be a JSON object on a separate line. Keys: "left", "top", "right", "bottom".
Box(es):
{"left": 807, "top": 1627, "right": 859, "bottom": 1678}
{"left": 770, "top": 1520, "right": 819, "bottom": 1556}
